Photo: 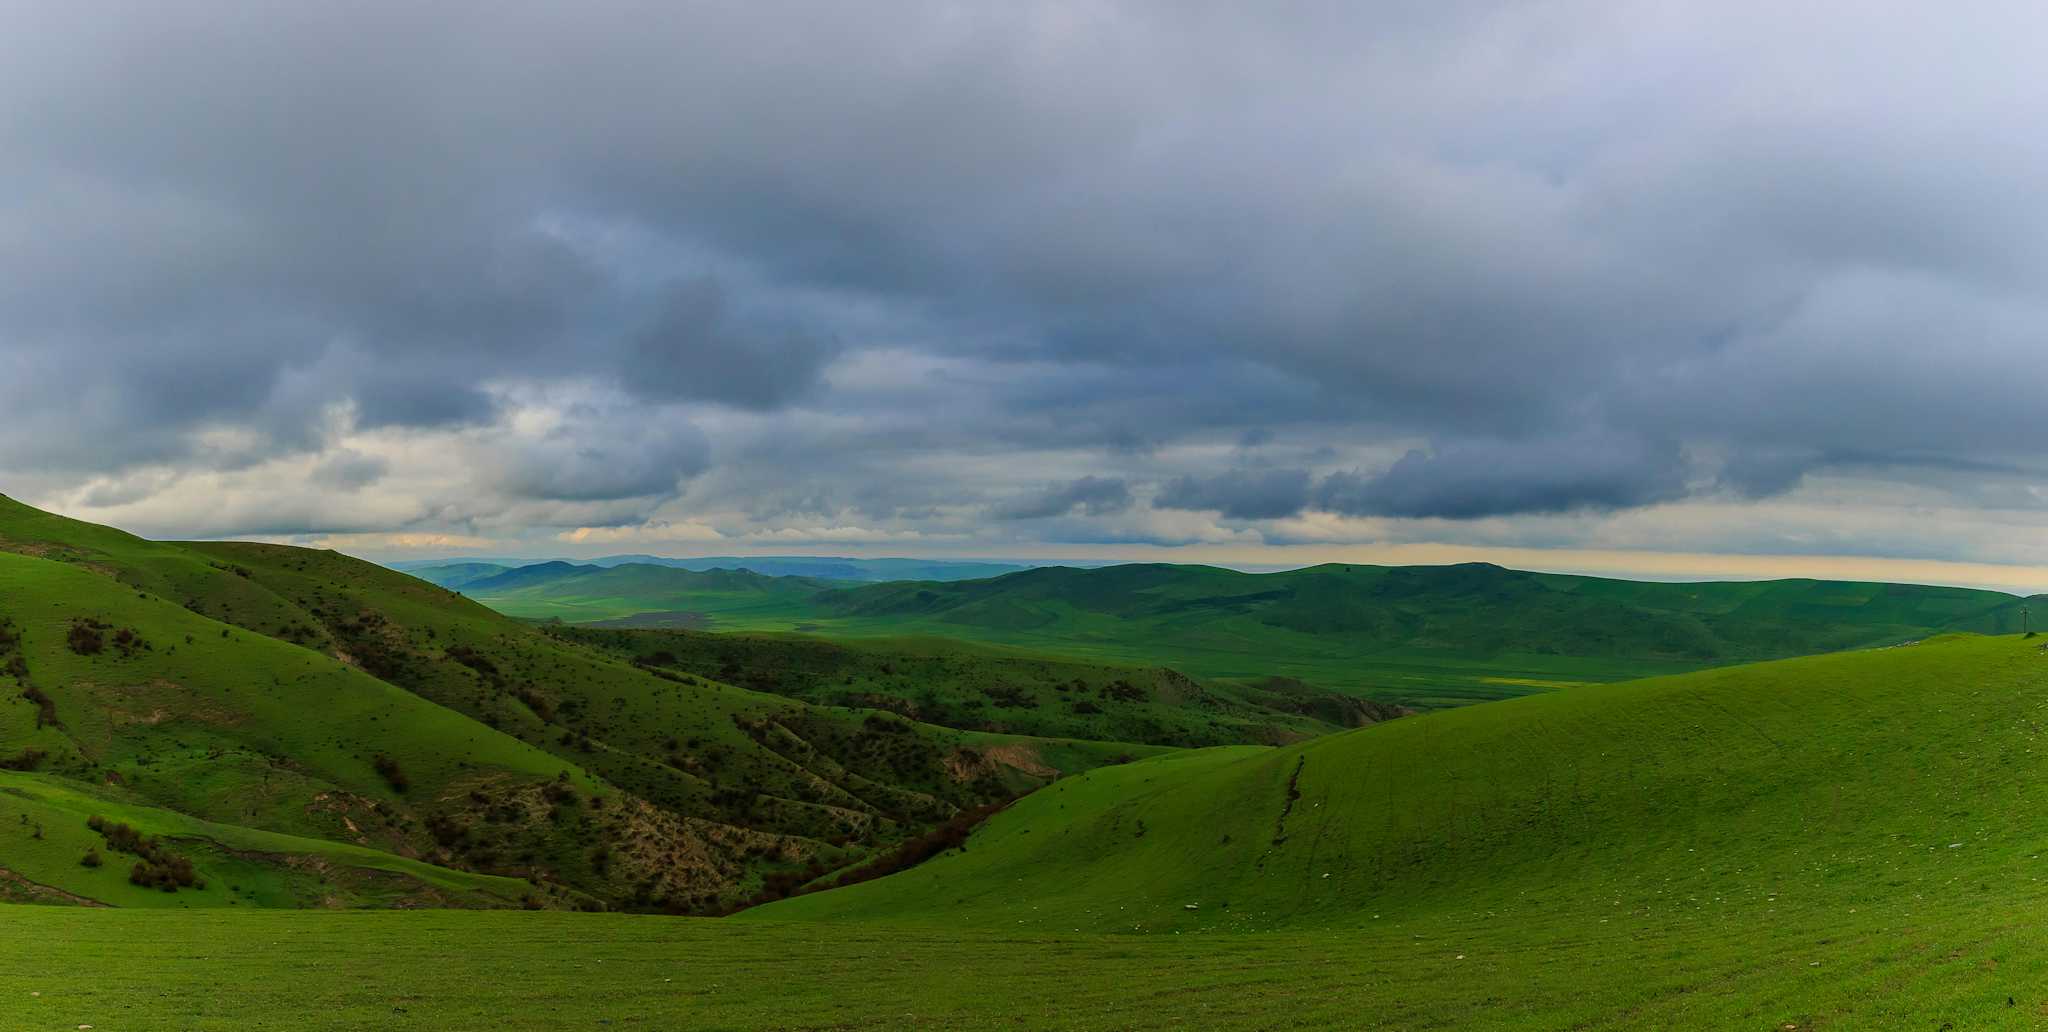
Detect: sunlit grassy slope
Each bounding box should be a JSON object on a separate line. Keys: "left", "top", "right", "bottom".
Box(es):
{"left": 12, "top": 635, "right": 2048, "bottom": 1027}
{"left": 457, "top": 558, "right": 2035, "bottom": 707}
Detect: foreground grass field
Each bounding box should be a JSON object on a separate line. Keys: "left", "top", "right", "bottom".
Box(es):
{"left": 4, "top": 894, "right": 2045, "bottom": 1030}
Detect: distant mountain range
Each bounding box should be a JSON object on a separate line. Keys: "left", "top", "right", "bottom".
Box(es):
{"left": 393, "top": 555, "right": 1072, "bottom": 583}
{"left": 411, "top": 556, "right": 2044, "bottom": 708}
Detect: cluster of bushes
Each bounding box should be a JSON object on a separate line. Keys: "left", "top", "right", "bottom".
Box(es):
{"left": 108, "top": 627, "right": 151, "bottom": 659}
{"left": 978, "top": 682, "right": 1037, "bottom": 708}
{"left": 85, "top": 815, "right": 203, "bottom": 892}
{"left": 445, "top": 645, "right": 504, "bottom": 687}
{"left": 330, "top": 610, "right": 411, "bottom": 681}
{"left": 20, "top": 685, "right": 57, "bottom": 728}
{"left": 0, "top": 747, "right": 47, "bottom": 771}
{"left": 371, "top": 753, "right": 410, "bottom": 793}
{"left": 861, "top": 712, "right": 912, "bottom": 735}
{"left": 516, "top": 688, "right": 555, "bottom": 721}
{"left": 0, "top": 618, "right": 25, "bottom": 681}
{"left": 66, "top": 619, "right": 107, "bottom": 655}
{"left": 59, "top": 620, "right": 151, "bottom": 660}
{"left": 1101, "top": 679, "right": 1147, "bottom": 703}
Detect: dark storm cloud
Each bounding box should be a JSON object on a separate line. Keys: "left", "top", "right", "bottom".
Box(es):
{"left": 494, "top": 410, "right": 710, "bottom": 503}
{"left": 309, "top": 451, "right": 390, "bottom": 493}
{"left": 7, "top": 2, "right": 2048, "bottom": 545}
{"left": 1155, "top": 470, "right": 1314, "bottom": 521}
{"left": 994, "top": 476, "right": 1133, "bottom": 520}
{"left": 1314, "top": 435, "right": 1690, "bottom": 520}
{"left": 622, "top": 280, "right": 840, "bottom": 410}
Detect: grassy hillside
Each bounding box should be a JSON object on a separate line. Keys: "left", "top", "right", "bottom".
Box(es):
{"left": 0, "top": 771, "right": 531, "bottom": 909}
{"left": 0, "top": 494, "right": 1153, "bottom": 912}
{"left": 454, "top": 557, "right": 2037, "bottom": 706}
{"left": 554, "top": 626, "right": 1403, "bottom": 747}
{"left": 14, "top": 635, "right": 2048, "bottom": 1026}
{"left": 762, "top": 633, "right": 2048, "bottom": 934}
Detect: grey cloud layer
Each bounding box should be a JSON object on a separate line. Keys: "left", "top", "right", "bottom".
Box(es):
{"left": 6, "top": 2, "right": 2048, "bottom": 548}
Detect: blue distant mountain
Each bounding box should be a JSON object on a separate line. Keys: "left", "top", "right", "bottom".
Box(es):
{"left": 390, "top": 554, "right": 1115, "bottom": 584}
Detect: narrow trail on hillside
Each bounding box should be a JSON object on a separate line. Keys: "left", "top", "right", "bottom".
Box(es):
{"left": 1257, "top": 756, "right": 1309, "bottom": 871}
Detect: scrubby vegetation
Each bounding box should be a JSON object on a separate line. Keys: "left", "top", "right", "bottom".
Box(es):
{"left": 0, "top": 492, "right": 1147, "bottom": 914}
{"left": 557, "top": 626, "right": 1369, "bottom": 746}
{"left": 87, "top": 815, "right": 203, "bottom": 892}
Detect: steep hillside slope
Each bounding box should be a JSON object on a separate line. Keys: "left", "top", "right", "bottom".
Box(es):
{"left": 0, "top": 494, "right": 1150, "bottom": 911}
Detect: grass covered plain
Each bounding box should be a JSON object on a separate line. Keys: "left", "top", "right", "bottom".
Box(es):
{"left": 3, "top": 866, "right": 2045, "bottom": 1029}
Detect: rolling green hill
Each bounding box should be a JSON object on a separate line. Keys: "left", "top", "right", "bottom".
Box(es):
{"left": 0, "top": 493, "right": 1153, "bottom": 912}
{"left": 759, "top": 632, "right": 2048, "bottom": 932}
{"left": 451, "top": 557, "right": 2040, "bottom": 707}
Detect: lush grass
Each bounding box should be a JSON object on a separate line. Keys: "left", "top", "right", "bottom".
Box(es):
{"left": 4, "top": 885, "right": 2046, "bottom": 1029}
{"left": 459, "top": 559, "right": 2035, "bottom": 707}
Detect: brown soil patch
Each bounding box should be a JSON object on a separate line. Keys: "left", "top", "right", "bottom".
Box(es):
{"left": 946, "top": 743, "right": 1058, "bottom": 781}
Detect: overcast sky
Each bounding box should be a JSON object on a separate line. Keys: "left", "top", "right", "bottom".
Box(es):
{"left": 9, "top": 2, "right": 2048, "bottom": 588}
